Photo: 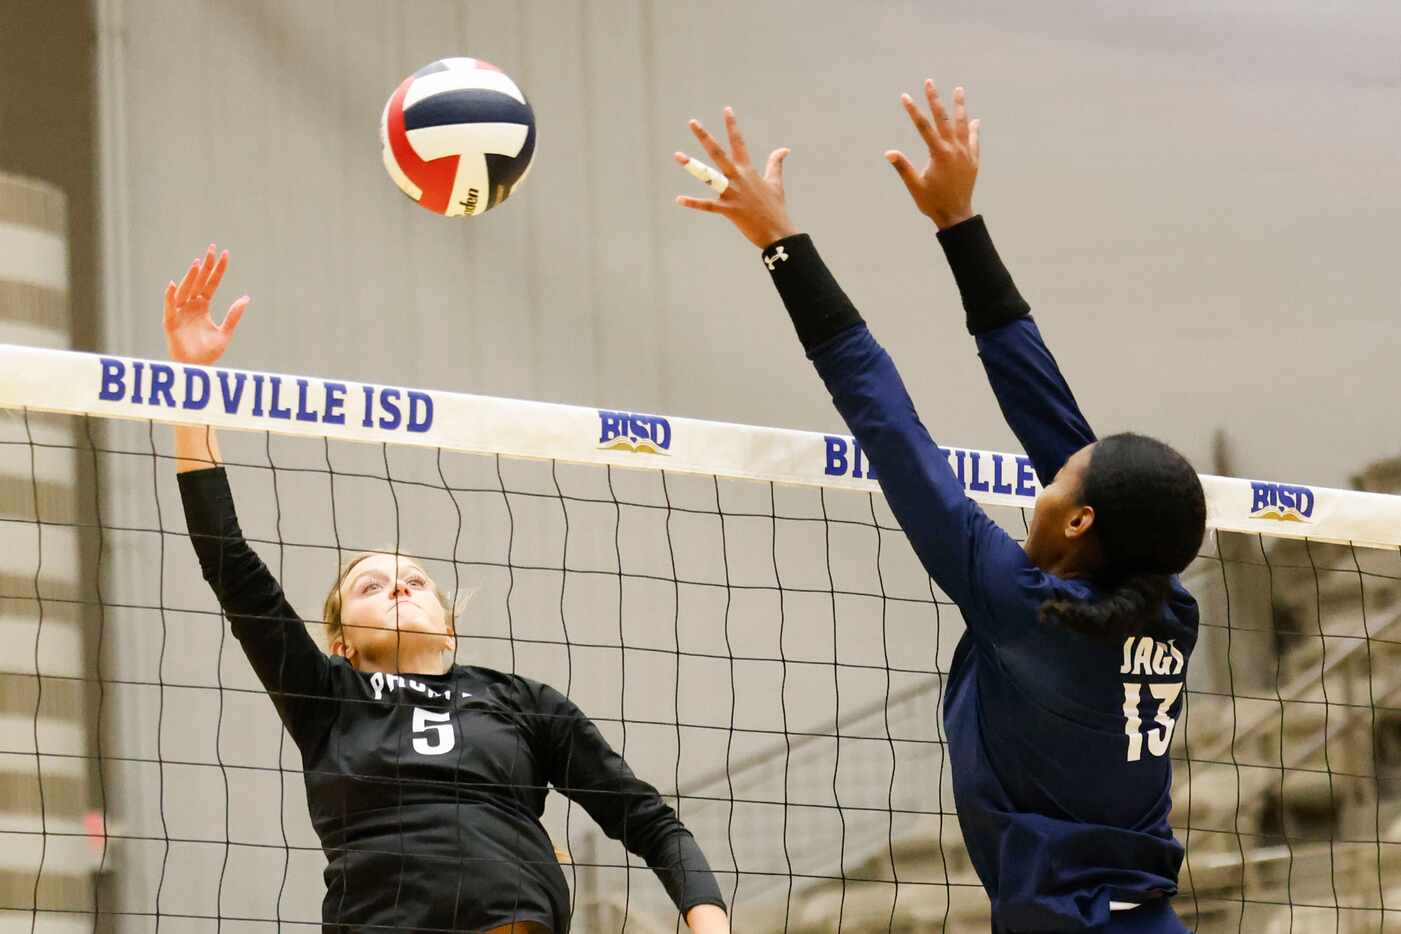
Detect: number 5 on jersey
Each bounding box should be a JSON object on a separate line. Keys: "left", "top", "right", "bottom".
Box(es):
{"left": 1122, "top": 681, "right": 1183, "bottom": 762}
{"left": 413, "top": 707, "right": 456, "bottom": 756}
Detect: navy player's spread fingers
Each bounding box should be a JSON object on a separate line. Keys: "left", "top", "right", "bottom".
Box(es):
{"left": 688, "top": 119, "right": 738, "bottom": 177}
{"left": 903, "top": 93, "right": 944, "bottom": 154}
{"left": 723, "top": 106, "right": 750, "bottom": 166}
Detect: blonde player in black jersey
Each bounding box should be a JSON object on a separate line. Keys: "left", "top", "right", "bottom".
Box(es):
{"left": 163, "top": 246, "right": 730, "bottom": 934}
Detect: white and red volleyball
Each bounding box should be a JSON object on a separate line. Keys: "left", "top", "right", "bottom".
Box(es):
{"left": 380, "top": 58, "right": 536, "bottom": 217}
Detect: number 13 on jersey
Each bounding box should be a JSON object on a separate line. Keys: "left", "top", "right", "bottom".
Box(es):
{"left": 1122, "top": 681, "right": 1182, "bottom": 762}
{"left": 1120, "top": 635, "right": 1186, "bottom": 762}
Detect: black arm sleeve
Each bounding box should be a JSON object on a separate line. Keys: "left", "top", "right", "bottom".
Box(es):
{"left": 935, "top": 214, "right": 1031, "bottom": 335}
{"left": 531, "top": 683, "right": 726, "bottom": 917}
{"left": 177, "top": 467, "right": 335, "bottom": 750}
{"left": 761, "top": 233, "right": 865, "bottom": 352}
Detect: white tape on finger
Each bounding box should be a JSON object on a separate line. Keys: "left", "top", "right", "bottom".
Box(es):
{"left": 683, "top": 158, "right": 729, "bottom": 195}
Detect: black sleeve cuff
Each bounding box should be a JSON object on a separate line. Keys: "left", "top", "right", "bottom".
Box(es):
{"left": 761, "top": 234, "right": 864, "bottom": 352}
{"left": 177, "top": 465, "right": 237, "bottom": 542}
{"left": 935, "top": 215, "right": 1031, "bottom": 335}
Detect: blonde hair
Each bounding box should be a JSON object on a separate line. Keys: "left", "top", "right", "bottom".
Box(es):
{"left": 321, "top": 551, "right": 459, "bottom": 647}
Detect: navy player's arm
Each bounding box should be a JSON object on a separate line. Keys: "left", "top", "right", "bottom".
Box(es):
{"left": 938, "top": 216, "right": 1196, "bottom": 610}
{"left": 178, "top": 466, "right": 335, "bottom": 746}
{"left": 528, "top": 682, "right": 727, "bottom": 917}
{"left": 764, "top": 234, "right": 1047, "bottom": 618}
{"left": 937, "top": 215, "right": 1091, "bottom": 483}
{"left": 813, "top": 323, "right": 1046, "bottom": 614}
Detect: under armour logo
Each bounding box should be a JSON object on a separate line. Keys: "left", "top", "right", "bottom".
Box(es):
{"left": 763, "top": 246, "right": 789, "bottom": 271}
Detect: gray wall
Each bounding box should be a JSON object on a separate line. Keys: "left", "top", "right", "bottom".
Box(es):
{"left": 98, "top": 0, "right": 1401, "bottom": 488}
{"left": 0, "top": 175, "right": 99, "bottom": 931}
{"left": 84, "top": 0, "right": 1401, "bottom": 929}
{"left": 1, "top": 0, "right": 104, "bottom": 923}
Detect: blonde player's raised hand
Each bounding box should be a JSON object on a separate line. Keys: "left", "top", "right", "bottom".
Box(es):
{"left": 885, "top": 81, "right": 981, "bottom": 230}
{"left": 674, "top": 107, "right": 797, "bottom": 249}
{"left": 162, "top": 244, "right": 249, "bottom": 366}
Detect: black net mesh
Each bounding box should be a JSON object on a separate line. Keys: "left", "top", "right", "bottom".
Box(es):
{"left": 1, "top": 409, "right": 1399, "bottom": 932}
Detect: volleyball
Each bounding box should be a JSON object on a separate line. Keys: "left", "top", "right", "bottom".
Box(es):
{"left": 380, "top": 57, "right": 536, "bottom": 217}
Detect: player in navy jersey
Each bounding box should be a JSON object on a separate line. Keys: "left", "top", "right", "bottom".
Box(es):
{"left": 675, "top": 86, "right": 1205, "bottom": 933}
{"left": 160, "top": 248, "right": 730, "bottom": 934}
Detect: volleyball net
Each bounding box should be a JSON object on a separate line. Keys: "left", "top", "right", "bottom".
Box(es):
{"left": 2, "top": 343, "right": 1400, "bottom": 933}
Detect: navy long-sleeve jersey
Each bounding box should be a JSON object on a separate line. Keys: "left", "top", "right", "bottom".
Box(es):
{"left": 178, "top": 467, "right": 724, "bottom": 933}
{"left": 762, "top": 219, "right": 1199, "bottom": 931}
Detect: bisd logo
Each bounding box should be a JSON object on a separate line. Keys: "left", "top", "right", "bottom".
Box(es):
{"left": 598, "top": 410, "right": 671, "bottom": 455}
{"left": 1250, "top": 481, "right": 1315, "bottom": 523}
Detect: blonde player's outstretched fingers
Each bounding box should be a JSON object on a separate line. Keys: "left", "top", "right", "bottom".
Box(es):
{"left": 969, "top": 118, "right": 982, "bottom": 161}
{"left": 202, "top": 248, "right": 230, "bottom": 301}
{"left": 219, "top": 294, "right": 250, "bottom": 335}
{"left": 173, "top": 259, "right": 201, "bottom": 308}
{"left": 687, "top": 119, "right": 738, "bottom": 178}
{"left": 723, "top": 107, "right": 751, "bottom": 168}
{"left": 193, "top": 244, "right": 217, "bottom": 297}
{"left": 162, "top": 281, "right": 179, "bottom": 329}
{"left": 181, "top": 250, "right": 211, "bottom": 312}
{"left": 163, "top": 245, "right": 250, "bottom": 365}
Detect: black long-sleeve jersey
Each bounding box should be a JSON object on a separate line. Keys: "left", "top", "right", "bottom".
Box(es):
{"left": 178, "top": 466, "right": 725, "bottom": 933}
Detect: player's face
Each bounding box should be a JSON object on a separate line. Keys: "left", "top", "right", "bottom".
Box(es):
{"left": 336, "top": 554, "right": 453, "bottom": 669}
{"left": 1024, "top": 444, "right": 1098, "bottom": 575}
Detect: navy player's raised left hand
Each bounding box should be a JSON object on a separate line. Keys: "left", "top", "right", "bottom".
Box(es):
{"left": 674, "top": 107, "right": 796, "bottom": 250}
{"left": 885, "top": 80, "right": 981, "bottom": 230}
